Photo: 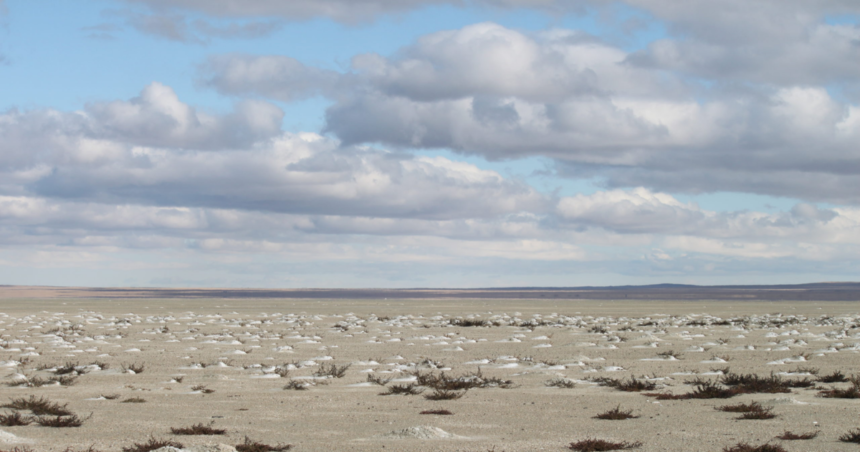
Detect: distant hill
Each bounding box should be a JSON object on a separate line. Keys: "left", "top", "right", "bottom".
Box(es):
{"left": 1, "top": 282, "right": 860, "bottom": 301}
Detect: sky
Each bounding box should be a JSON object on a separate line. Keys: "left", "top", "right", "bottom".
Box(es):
{"left": 0, "top": 0, "right": 859, "bottom": 288}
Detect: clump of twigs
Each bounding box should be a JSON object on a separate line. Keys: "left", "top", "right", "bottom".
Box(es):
{"left": 121, "top": 437, "right": 183, "bottom": 452}
{"left": 366, "top": 374, "right": 392, "bottom": 386}
{"left": 840, "top": 428, "right": 860, "bottom": 444}
{"left": 722, "top": 443, "right": 786, "bottom": 452}
{"left": 121, "top": 363, "right": 145, "bottom": 374}
{"left": 732, "top": 404, "right": 776, "bottom": 420}
{"left": 817, "top": 377, "right": 860, "bottom": 398}
{"left": 591, "top": 377, "right": 655, "bottom": 392}
{"left": 381, "top": 383, "right": 424, "bottom": 395}
{"left": 568, "top": 438, "right": 641, "bottom": 451}
{"left": 545, "top": 378, "right": 576, "bottom": 389}
{"left": 314, "top": 363, "right": 350, "bottom": 378}
{"left": 170, "top": 422, "right": 226, "bottom": 435}
{"left": 817, "top": 370, "right": 847, "bottom": 383}
{"left": 2, "top": 396, "right": 72, "bottom": 416}
{"left": 594, "top": 406, "right": 639, "bottom": 420}
{"left": 412, "top": 368, "right": 516, "bottom": 390}
{"left": 0, "top": 411, "right": 32, "bottom": 426}
{"left": 420, "top": 409, "right": 453, "bottom": 415}
{"left": 235, "top": 436, "right": 292, "bottom": 452}
{"left": 33, "top": 413, "right": 90, "bottom": 428}
{"left": 424, "top": 389, "right": 465, "bottom": 400}
{"left": 775, "top": 430, "right": 818, "bottom": 440}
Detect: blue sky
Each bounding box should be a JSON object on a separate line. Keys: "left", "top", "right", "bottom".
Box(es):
{"left": 0, "top": 0, "right": 859, "bottom": 287}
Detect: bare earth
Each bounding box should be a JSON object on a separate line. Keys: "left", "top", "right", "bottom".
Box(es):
{"left": 0, "top": 294, "right": 857, "bottom": 451}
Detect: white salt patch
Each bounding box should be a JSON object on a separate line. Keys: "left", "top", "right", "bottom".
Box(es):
{"left": 378, "top": 426, "right": 458, "bottom": 439}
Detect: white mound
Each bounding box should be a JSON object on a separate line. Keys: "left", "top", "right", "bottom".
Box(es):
{"left": 764, "top": 397, "right": 809, "bottom": 405}
{"left": 152, "top": 444, "right": 237, "bottom": 452}
{"left": 0, "top": 429, "right": 31, "bottom": 443}
{"left": 379, "top": 426, "right": 458, "bottom": 439}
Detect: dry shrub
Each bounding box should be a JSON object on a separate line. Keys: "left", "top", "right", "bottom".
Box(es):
{"left": 121, "top": 437, "right": 183, "bottom": 452}
{"left": 568, "top": 438, "right": 642, "bottom": 451}
{"left": 170, "top": 422, "right": 226, "bottom": 435}
{"left": 594, "top": 406, "right": 638, "bottom": 420}
{"left": 235, "top": 436, "right": 292, "bottom": 452}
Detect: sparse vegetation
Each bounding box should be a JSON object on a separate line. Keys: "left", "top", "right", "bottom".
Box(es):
{"left": 121, "top": 363, "right": 145, "bottom": 374}
{"left": 817, "top": 378, "right": 860, "bottom": 398}
{"left": 283, "top": 380, "right": 311, "bottom": 391}
{"left": 775, "top": 430, "right": 818, "bottom": 440}
{"left": 840, "top": 428, "right": 860, "bottom": 444}
{"left": 545, "top": 378, "right": 576, "bottom": 389}
{"left": 818, "top": 370, "right": 847, "bottom": 382}
{"left": 121, "top": 397, "right": 146, "bottom": 403}
{"left": 381, "top": 383, "right": 424, "bottom": 395}
{"left": 122, "top": 437, "right": 183, "bottom": 452}
{"left": 424, "top": 389, "right": 465, "bottom": 400}
{"left": 595, "top": 406, "right": 639, "bottom": 420}
{"left": 314, "top": 363, "right": 350, "bottom": 378}
{"left": 2, "top": 396, "right": 72, "bottom": 416}
{"left": 235, "top": 436, "right": 292, "bottom": 452}
{"left": 722, "top": 443, "right": 787, "bottom": 452}
{"left": 420, "top": 409, "right": 453, "bottom": 415}
{"left": 568, "top": 438, "right": 642, "bottom": 451}
{"left": 366, "top": 374, "right": 392, "bottom": 386}
{"left": 0, "top": 411, "right": 32, "bottom": 426}
{"left": 33, "top": 413, "right": 90, "bottom": 427}
{"left": 170, "top": 422, "right": 226, "bottom": 435}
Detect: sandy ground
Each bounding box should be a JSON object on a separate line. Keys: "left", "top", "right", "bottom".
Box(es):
{"left": 0, "top": 298, "right": 857, "bottom": 452}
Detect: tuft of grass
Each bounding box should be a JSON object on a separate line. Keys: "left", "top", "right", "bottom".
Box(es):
{"left": 775, "top": 430, "right": 818, "bottom": 440}
{"left": 33, "top": 413, "right": 90, "bottom": 428}
{"left": 594, "top": 406, "right": 639, "bottom": 420}
{"left": 420, "top": 409, "right": 453, "bottom": 415}
{"left": 840, "top": 428, "right": 860, "bottom": 444}
{"left": 121, "top": 397, "right": 146, "bottom": 403}
{"left": 0, "top": 411, "right": 32, "bottom": 426}
{"left": 101, "top": 394, "right": 121, "bottom": 400}
{"left": 2, "top": 396, "right": 73, "bottom": 416}
{"left": 121, "top": 437, "right": 183, "bottom": 452}
{"left": 381, "top": 383, "right": 424, "bottom": 396}
{"left": 170, "top": 422, "right": 226, "bottom": 435}
{"left": 722, "top": 443, "right": 787, "bottom": 452}
{"left": 191, "top": 385, "right": 215, "bottom": 394}
{"left": 568, "top": 438, "right": 642, "bottom": 451}
{"left": 314, "top": 363, "right": 350, "bottom": 379}
{"left": 545, "top": 378, "right": 576, "bottom": 389}
{"left": 54, "top": 362, "right": 79, "bottom": 375}
{"left": 235, "top": 436, "right": 292, "bottom": 452}
{"left": 424, "top": 389, "right": 465, "bottom": 400}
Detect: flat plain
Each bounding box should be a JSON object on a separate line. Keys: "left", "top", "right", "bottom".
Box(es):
{"left": 0, "top": 294, "right": 857, "bottom": 452}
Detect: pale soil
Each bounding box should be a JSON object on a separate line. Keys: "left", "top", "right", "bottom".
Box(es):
{"left": 0, "top": 298, "right": 857, "bottom": 452}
